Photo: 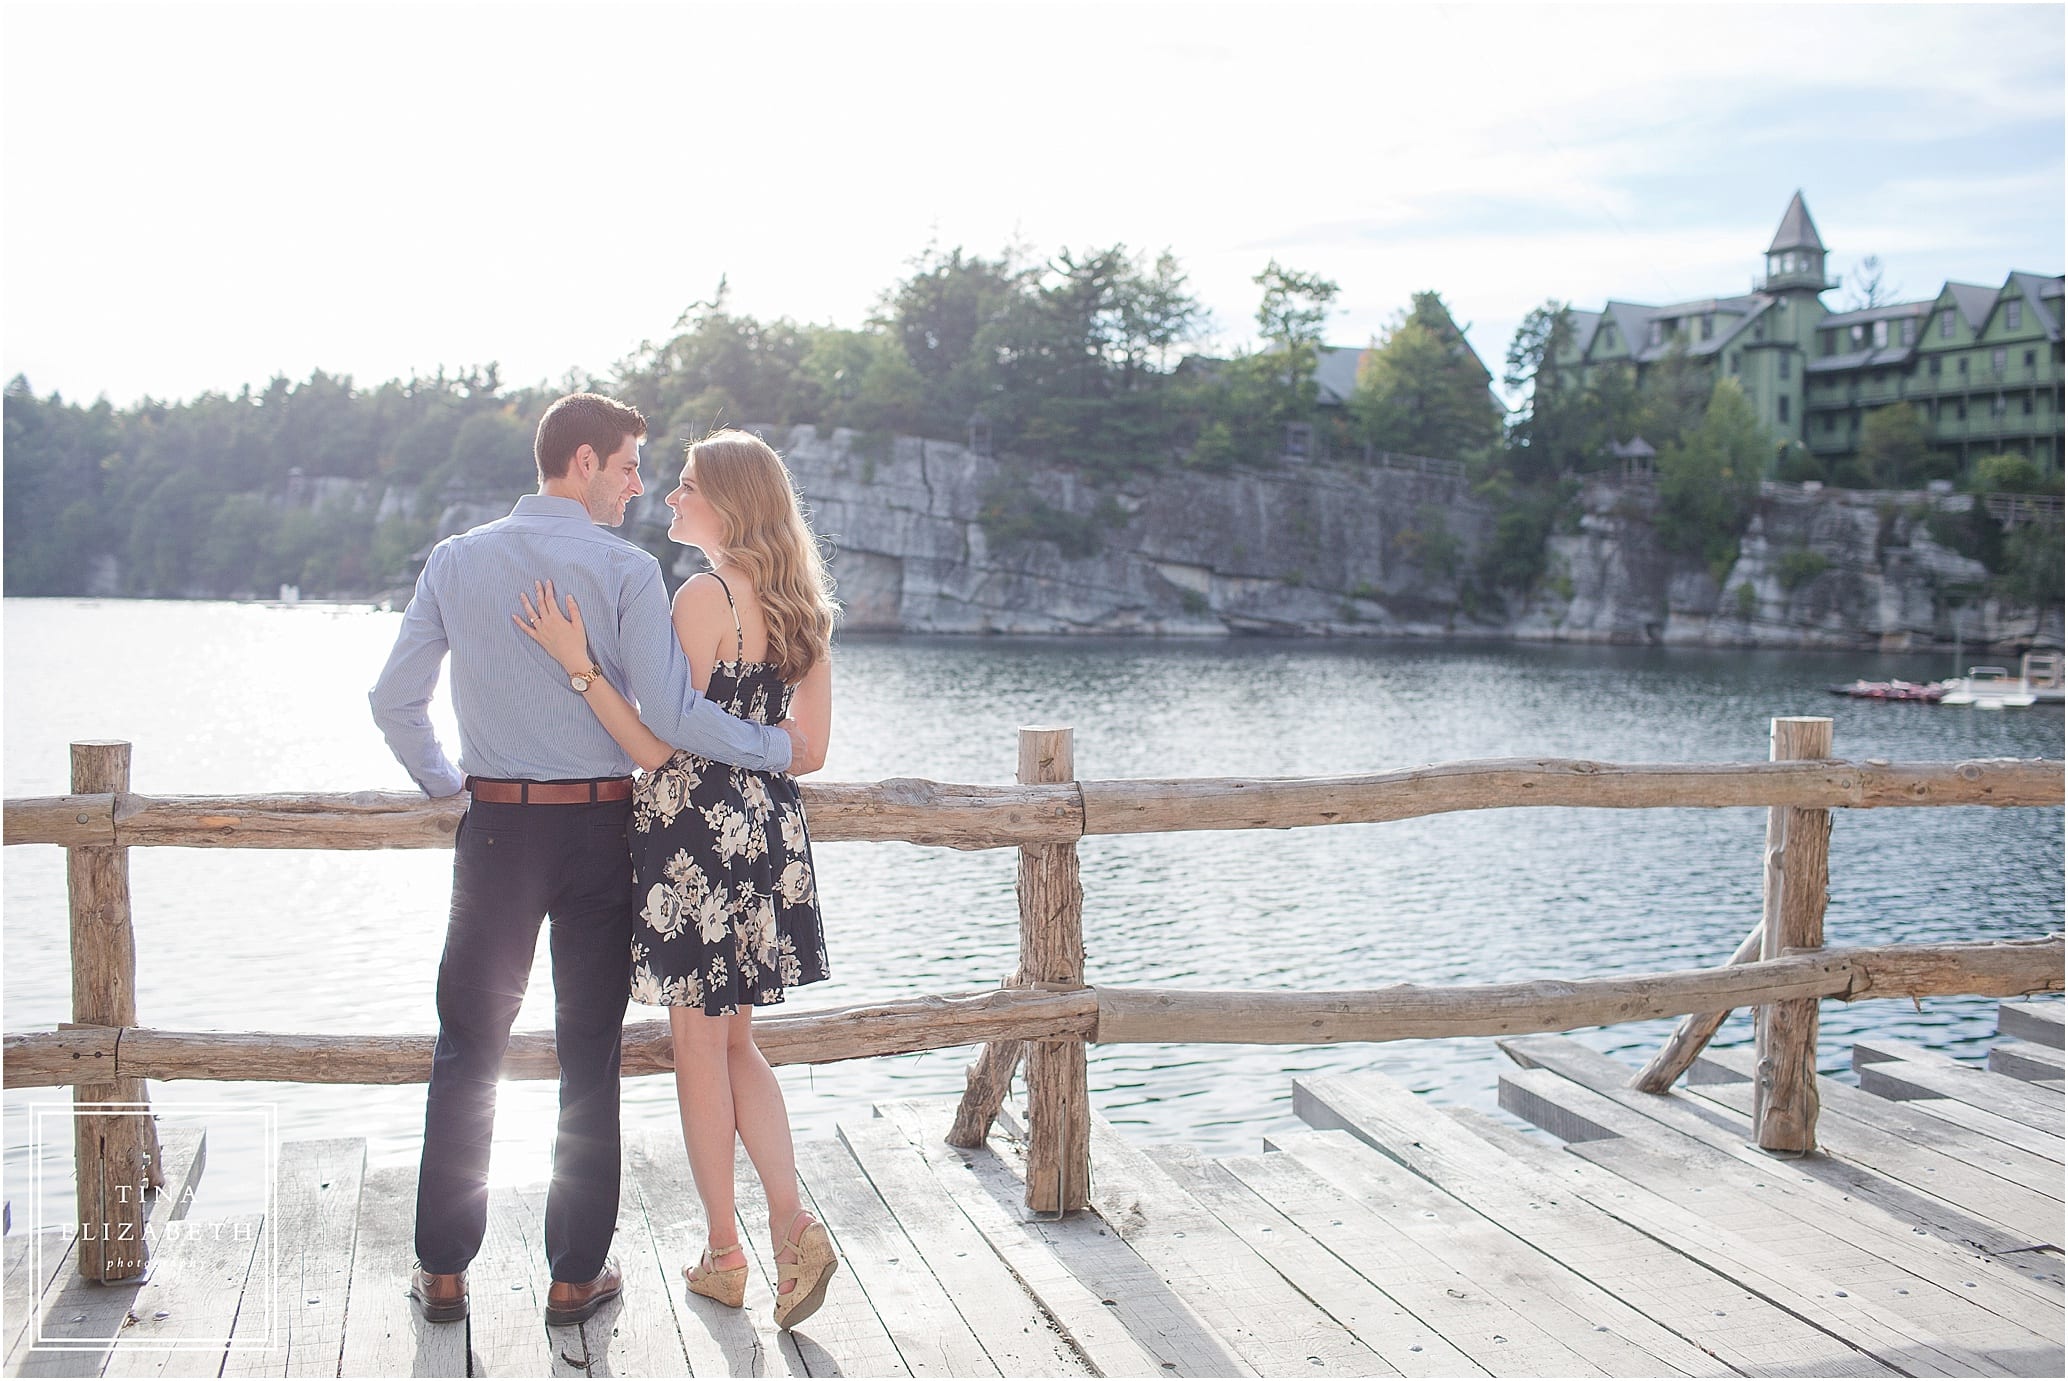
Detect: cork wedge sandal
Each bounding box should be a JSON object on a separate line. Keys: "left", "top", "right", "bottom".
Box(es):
{"left": 771, "top": 1211, "right": 838, "bottom": 1331}
{"left": 683, "top": 1244, "right": 748, "bottom": 1309}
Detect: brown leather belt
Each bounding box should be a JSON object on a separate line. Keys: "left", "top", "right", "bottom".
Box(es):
{"left": 465, "top": 776, "right": 633, "bottom": 805}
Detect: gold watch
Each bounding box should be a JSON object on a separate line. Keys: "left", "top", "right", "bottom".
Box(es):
{"left": 570, "top": 665, "right": 603, "bottom": 693}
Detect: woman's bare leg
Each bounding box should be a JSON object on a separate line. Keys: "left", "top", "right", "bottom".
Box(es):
{"left": 724, "top": 1009, "right": 812, "bottom": 1291}
{"left": 670, "top": 1007, "right": 747, "bottom": 1271}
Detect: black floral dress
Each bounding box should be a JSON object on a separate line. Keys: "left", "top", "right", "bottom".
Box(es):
{"left": 627, "top": 579, "right": 828, "bottom": 1016}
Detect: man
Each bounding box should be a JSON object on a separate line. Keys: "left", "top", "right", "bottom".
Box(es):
{"left": 370, "top": 392, "right": 800, "bottom": 1326}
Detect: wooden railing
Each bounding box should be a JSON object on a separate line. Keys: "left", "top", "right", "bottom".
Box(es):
{"left": 4, "top": 722, "right": 2063, "bottom": 1281}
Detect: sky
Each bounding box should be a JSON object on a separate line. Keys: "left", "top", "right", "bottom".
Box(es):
{"left": 3, "top": 0, "right": 2063, "bottom": 409}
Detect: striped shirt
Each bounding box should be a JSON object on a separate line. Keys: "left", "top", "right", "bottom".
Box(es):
{"left": 369, "top": 494, "right": 791, "bottom": 797}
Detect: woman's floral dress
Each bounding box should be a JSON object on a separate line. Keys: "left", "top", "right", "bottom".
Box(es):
{"left": 627, "top": 580, "right": 827, "bottom": 1016}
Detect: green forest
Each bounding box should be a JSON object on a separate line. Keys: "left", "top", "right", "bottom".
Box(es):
{"left": 5, "top": 241, "right": 2059, "bottom": 605}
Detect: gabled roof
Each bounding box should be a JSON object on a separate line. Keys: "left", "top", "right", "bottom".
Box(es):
{"left": 1594, "top": 295, "right": 1769, "bottom": 362}
{"left": 2005, "top": 271, "right": 2064, "bottom": 340}
{"left": 1564, "top": 309, "right": 1602, "bottom": 356}
{"left": 1313, "top": 346, "right": 1365, "bottom": 406}
{"left": 1943, "top": 282, "right": 1998, "bottom": 331}
{"left": 1767, "top": 191, "right": 1826, "bottom": 254}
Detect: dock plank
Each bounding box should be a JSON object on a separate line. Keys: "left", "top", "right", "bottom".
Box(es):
{"left": 732, "top": 1139, "right": 887, "bottom": 1378}
{"left": 1496, "top": 1045, "right": 2067, "bottom": 1320}
{"left": 1145, "top": 1144, "right": 1475, "bottom": 1377}
{"left": 1691, "top": 1048, "right": 2064, "bottom": 1205}
{"left": 102, "top": 1214, "right": 266, "bottom": 1378}
{"left": 335, "top": 1165, "right": 466, "bottom": 1379}
{"left": 792, "top": 1136, "right": 996, "bottom": 1376}
{"left": 1999, "top": 1001, "right": 2065, "bottom": 1050}
{"left": 875, "top": 1100, "right": 1225, "bottom": 1380}
{"left": 1300, "top": 1073, "right": 1972, "bottom": 1378}
{"left": 1073, "top": 1111, "right": 1398, "bottom": 1376}
{"left": 1990, "top": 1040, "right": 2067, "bottom": 1084}
{"left": 221, "top": 1137, "right": 365, "bottom": 1378}
{"left": 623, "top": 1134, "right": 807, "bottom": 1379}
{"left": 1491, "top": 1067, "right": 2062, "bottom": 1374}
{"left": 3, "top": 1230, "right": 75, "bottom": 1372}
{"left": 1290, "top": 1076, "right": 1879, "bottom": 1379}
{"left": 979, "top": 1110, "right": 1265, "bottom": 1378}
{"left": 837, "top": 1118, "right": 1085, "bottom": 1376}
{"left": 569, "top": 1165, "right": 694, "bottom": 1380}
{"left": 1852, "top": 1039, "right": 2065, "bottom": 1135}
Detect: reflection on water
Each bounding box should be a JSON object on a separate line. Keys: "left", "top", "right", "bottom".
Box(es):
{"left": 4, "top": 600, "right": 2061, "bottom": 1220}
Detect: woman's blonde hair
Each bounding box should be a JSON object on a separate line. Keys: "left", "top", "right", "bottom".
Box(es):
{"left": 686, "top": 429, "right": 838, "bottom": 683}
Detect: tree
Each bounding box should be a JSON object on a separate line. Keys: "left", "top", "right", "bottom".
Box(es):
{"left": 1502, "top": 301, "right": 1580, "bottom": 480}
{"left": 1856, "top": 402, "right": 1934, "bottom": 488}
{"left": 1634, "top": 342, "right": 1711, "bottom": 450}
{"left": 1842, "top": 255, "right": 1899, "bottom": 311}
{"left": 1656, "top": 377, "right": 1765, "bottom": 577}
{"left": 1350, "top": 292, "right": 1501, "bottom": 461}
{"left": 1252, "top": 260, "right": 1339, "bottom": 414}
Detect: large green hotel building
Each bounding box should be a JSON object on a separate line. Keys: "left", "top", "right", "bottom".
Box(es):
{"left": 1555, "top": 193, "right": 2063, "bottom": 474}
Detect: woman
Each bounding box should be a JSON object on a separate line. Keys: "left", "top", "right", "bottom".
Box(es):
{"left": 515, "top": 428, "right": 838, "bottom": 1330}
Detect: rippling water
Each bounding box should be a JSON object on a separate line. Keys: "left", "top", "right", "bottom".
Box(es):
{"left": 4, "top": 599, "right": 2060, "bottom": 1220}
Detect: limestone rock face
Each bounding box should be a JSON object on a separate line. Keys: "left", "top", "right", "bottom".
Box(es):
{"left": 765, "top": 427, "right": 1503, "bottom": 637}
{"left": 377, "top": 427, "right": 2055, "bottom": 652}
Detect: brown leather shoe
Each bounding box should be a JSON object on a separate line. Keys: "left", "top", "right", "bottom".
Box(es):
{"left": 410, "top": 1264, "right": 468, "bottom": 1322}
{"left": 544, "top": 1257, "right": 622, "bottom": 1326}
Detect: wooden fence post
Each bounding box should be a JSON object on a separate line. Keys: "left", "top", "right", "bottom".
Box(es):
{"left": 1753, "top": 717, "right": 1833, "bottom": 1154}
{"left": 68, "top": 740, "right": 157, "bottom": 1280}
{"left": 1015, "top": 728, "right": 1091, "bottom": 1213}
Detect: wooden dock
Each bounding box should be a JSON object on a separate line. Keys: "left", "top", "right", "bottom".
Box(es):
{"left": 5, "top": 999, "right": 2060, "bottom": 1378}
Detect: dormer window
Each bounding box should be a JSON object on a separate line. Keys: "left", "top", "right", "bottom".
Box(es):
{"left": 2007, "top": 300, "right": 2023, "bottom": 331}
{"left": 1701, "top": 314, "right": 1714, "bottom": 340}
{"left": 1901, "top": 318, "right": 1916, "bottom": 346}
{"left": 1873, "top": 321, "right": 1888, "bottom": 349}
{"left": 1940, "top": 310, "right": 1954, "bottom": 338}
{"left": 1849, "top": 324, "right": 1866, "bottom": 347}
{"left": 1649, "top": 321, "right": 1664, "bottom": 348}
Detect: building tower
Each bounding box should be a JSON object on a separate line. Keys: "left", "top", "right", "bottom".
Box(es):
{"left": 1763, "top": 190, "right": 1831, "bottom": 294}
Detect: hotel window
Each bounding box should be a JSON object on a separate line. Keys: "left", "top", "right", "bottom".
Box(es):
{"left": 1992, "top": 397, "right": 2006, "bottom": 418}
{"left": 1701, "top": 314, "right": 1714, "bottom": 340}
{"left": 1959, "top": 357, "right": 1968, "bottom": 374}
{"left": 1956, "top": 401, "right": 1967, "bottom": 420}
{"left": 1824, "top": 414, "right": 1836, "bottom": 433}
{"left": 2008, "top": 300, "right": 2023, "bottom": 330}
{"left": 2025, "top": 395, "right": 2035, "bottom": 415}
{"left": 1779, "top": 353, "right": 1790, "bottom": 380}
{"left": 1929, "top": 357, "right": 1942, "bottom": 377}
{"left": 1779, "top": 396, "right": 1791, "bottom": 423}
{"left": 1849, "top": 324, "right": 1866, "bottom": 347}
{"left": 1728, "top": 352, "right": 1740, "bottom": 375}
{"left": 1901, "top": 318, "right": 1916, "bottom": 345}
{"left": 1993, "top": 348, "right": 2007, "bottom": 375}
{"left": 1940, "top": 310, "right": 1954, "bottom": 337}
{"left": 1873, "top": 320, "right": 1889, "bottom": 348}
{"left": 1649, "top": 321, "right": 1664, "bottom": 348}
{"left": 2026, "top": 349, "right": 2037, "bottom": 370}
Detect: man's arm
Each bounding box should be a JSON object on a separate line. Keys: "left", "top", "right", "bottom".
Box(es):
{"left": 369, "top": 555, "right": 467, "bottom": 797}
{"left": 617, "top": 566, "right": 793, "bottom": 771}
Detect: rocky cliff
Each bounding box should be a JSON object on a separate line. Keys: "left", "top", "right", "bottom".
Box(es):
{"left": 735, "top": 426, "right": 2057, "bottom": 652}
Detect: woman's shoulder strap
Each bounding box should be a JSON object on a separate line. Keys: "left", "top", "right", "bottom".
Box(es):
{"left": 700, "top": 569, "right": 745, "bottom": 662}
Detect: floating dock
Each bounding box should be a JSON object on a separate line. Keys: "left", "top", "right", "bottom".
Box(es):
{"left": 5, "top": 1000, "right": 2060, "bottom": 1378}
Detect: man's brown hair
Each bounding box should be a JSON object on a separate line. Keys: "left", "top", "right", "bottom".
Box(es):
{"left": 535, "top": 393, "right": 648, "bottom": 480}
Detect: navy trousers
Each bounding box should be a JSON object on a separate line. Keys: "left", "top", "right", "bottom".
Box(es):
{"left": 414, "top": 799, "right": 634, "bottom": 1283}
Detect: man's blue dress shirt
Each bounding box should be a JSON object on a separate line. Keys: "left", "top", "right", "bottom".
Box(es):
{"left": 370, "top": 495, "right": 791, "bottom": 797}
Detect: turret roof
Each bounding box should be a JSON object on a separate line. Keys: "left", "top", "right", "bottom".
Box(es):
{"left": 1766, "top": 191, "right": 1826, "bottom": 254}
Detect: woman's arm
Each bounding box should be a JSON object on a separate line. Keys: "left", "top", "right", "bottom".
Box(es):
{"left": 786, "top": 655, "right": 833, "bottom": 775}
{"left": 516, "top": 581, "right": 675, "bottom": 772}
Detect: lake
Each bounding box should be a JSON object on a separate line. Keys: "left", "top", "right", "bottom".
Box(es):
{"left": 3, "top": 598, "right": 2060, "bottom": 1222}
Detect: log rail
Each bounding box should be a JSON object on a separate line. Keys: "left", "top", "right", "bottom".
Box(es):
{"left": 5, "top": 727, "right": 2064, "bottom": 1271}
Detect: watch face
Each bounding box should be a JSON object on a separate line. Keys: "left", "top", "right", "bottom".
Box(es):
{"left": 571, "top": 674, "right": 591, "bottom": 692}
